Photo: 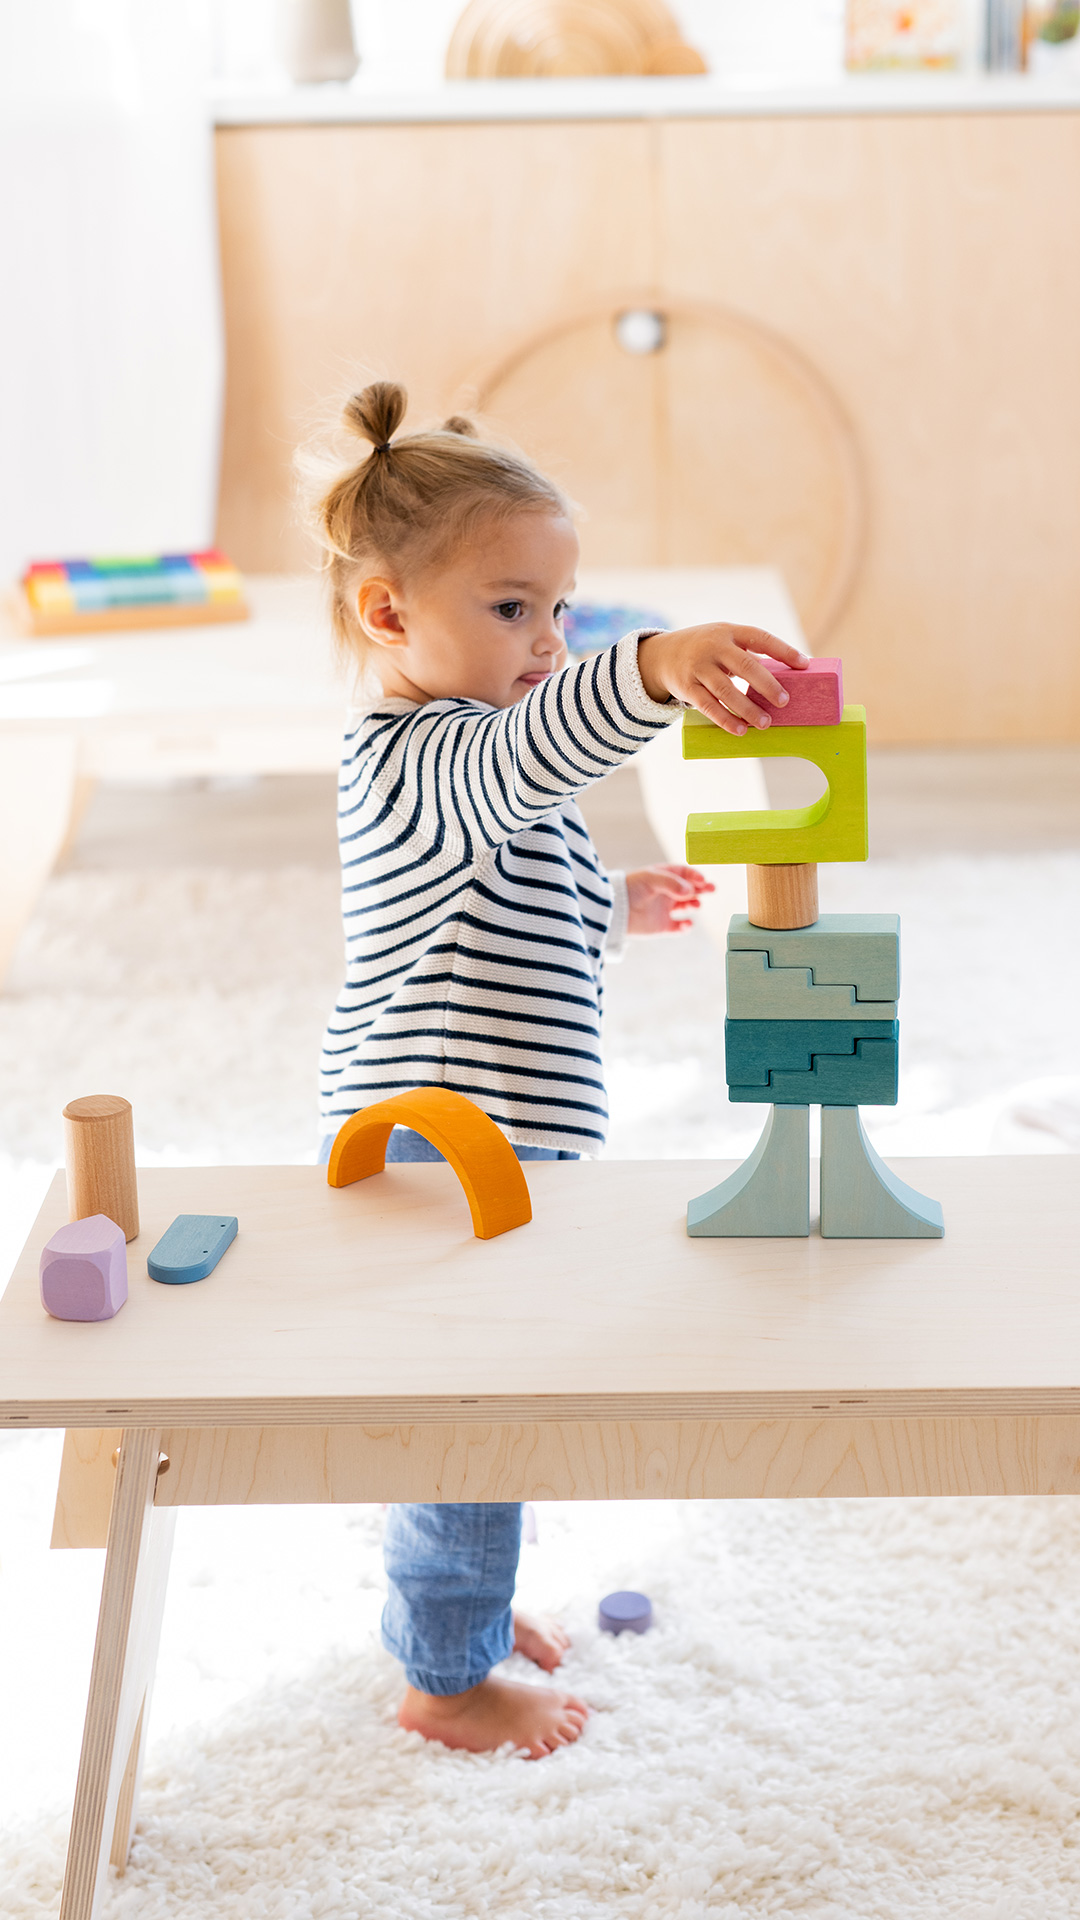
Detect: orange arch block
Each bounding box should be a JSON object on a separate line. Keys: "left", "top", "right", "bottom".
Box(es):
{"left": 326, "top": 1087, "right": 532, "bottom": 1240}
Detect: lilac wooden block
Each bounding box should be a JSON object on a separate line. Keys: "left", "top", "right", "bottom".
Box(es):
{"left": 747, "top": 656, "right": 843, "bottom": 726}
{"left": 39, "top": 1214, "right": 127, "bottom": 1322}
{"left": 598, "top": 1590, "right": 653, "bottom": 1635}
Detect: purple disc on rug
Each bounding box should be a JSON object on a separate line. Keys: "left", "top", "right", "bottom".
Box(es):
{"left": 598, "top": 1590, "right": 653, "bottom": 1635}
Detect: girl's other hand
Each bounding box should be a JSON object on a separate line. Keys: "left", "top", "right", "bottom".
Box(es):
{"left": 637, "top": 624, "right": 809, "bottom": 736}
{"left": 626, "top": 864, "right": 715, "bottom": 936}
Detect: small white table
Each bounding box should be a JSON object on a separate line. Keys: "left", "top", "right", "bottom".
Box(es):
{"left": 0, "top": 578, "right": 345, "bottom": 980}
{"left": 0, "top": 566, "right": 801, "bottom": 978}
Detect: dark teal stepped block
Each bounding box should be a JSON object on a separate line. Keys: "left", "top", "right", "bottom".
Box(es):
{"left": 725, "top": 1016, "right": 899, "bottom": 1087}
{"left": 727, "top": 1039, "right": 899, "bottom": 1107}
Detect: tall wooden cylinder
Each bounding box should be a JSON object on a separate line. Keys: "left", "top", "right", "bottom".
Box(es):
{"left": 747, "top": 863, "right": 819, "bottom": 931}
{"left": 63, "top": 1095, "right": 139, "bottom": 1243}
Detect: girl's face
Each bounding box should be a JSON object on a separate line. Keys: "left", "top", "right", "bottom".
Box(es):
{"left": 357, "top": 512, "right": 579, "bottom": 709}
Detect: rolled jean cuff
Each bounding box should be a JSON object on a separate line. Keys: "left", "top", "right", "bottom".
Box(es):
{"left": 380, "top": 1501, "right": 521, "bottom": 1692}
{"left": 401, "top": 1663, "right": 505, "bottom": 1698}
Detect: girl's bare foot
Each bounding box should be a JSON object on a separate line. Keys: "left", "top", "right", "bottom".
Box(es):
{"left": 398, "top": 1677, "right": 588, "bottom": 1758}
{"left": 512, "top": 1609, "right": 570, "bottom": 1673}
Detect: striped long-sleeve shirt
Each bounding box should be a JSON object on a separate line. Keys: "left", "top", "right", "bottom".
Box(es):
{"left": 318, "top": 631, "right": 678, "bottom": 1154}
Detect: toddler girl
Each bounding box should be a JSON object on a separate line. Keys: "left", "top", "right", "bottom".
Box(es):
{"left": 314, "top": 381, "right": 805, "bottom": 1759}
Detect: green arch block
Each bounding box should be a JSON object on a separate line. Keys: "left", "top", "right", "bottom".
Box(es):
{"left": 683, "top": 704, "right": 868, "bottom": 867}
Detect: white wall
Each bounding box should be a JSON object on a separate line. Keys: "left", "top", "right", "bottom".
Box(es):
{"left": 0, "top": 1, "right": 223, "bottom": 579}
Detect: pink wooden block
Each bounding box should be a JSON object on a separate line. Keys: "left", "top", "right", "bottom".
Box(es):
{"left": 39, "top": 1214, "right": 128, "bottom": 1322}
{"left": 747, "top": 656, "right": 844, "bottom": 727}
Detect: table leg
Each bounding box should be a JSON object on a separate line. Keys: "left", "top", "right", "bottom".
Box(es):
{"left": 57, "top": 775, "right": 98, "bottom": 866}
{"left": 0, "top": 732, "right": 80, "bottom": 984}
{"left": 60, "top": 1428, "right": 175, "bottom": 1920}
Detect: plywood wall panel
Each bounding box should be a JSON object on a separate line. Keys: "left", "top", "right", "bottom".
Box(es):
{"left": 214, "top": 121, "right": 656, "bottom": 572}
{"left": 658, "top": 114, "right": 1080, "bottom": 741}
{"left": 214, "top": 113, "right": 1080, "bottom": 739}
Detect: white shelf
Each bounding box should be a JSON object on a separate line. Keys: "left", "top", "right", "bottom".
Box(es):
{"left": 211, "top": 71, "right": 1080, "bottom": 129}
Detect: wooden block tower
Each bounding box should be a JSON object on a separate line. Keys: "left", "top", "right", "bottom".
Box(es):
{"left": 682, "top": 662, "right": 943, "bottom": 1239}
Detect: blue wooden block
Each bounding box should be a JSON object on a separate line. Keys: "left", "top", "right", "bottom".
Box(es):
{"left": 727, "top": 1039, "right": 899, "bottom": 1106}
{"left": 727, "top": 914, "right": 900, "bottom": 1003}
{"left": 725, "top": 1017, "right": 899, "bottom": 1087}
{"left": 726, "top": 950, "right": 897, "bottom": 1022}
{"left": 687, "top": 1105, "right": 810, "bottom": 1237}
{"left": 147, "top": 1215, "right": 238, "bottom": 1285}
{"left": 820, "top": 1107, "right": 944, "bottom": 1238}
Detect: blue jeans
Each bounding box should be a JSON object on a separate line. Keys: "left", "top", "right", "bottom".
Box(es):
{"left": 382, "top": 1501, "right": 524, "bottom": 1694}
{"left": 317, "top": 1121, "right": 577, "bottom": 1692}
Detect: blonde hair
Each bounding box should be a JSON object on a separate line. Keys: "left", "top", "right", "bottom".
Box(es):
{"left": 313, "top": 380, "right": 570, "bottom": 663}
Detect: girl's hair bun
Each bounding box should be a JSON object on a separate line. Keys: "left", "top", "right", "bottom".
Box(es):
{"left": 312, "top": 376, "right": 571, "bottom": 669}
{"left": 343, "top": 381, "right": 407, "bottom": 450}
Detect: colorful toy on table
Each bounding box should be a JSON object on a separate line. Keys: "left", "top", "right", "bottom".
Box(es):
{"left": 40, "top": 1215, "right": 127, "bottom": 1322}
{"left": 562, "top": 603, "right": 668, "bottom": 655}
{"left": 15, "top": 551, "right": 248, "bottom": 637}
{"left": 599, "top": 1591, "right": 653, "bottom": 1635}
{"left": 683, "top": 657, "right": 943, "bottom": 1241}
{"left": 147, "top": 1216, "right": 238, "bottom": 1285}
{"left": 327, "top": 1085, "right": 532, "bottom": 1240}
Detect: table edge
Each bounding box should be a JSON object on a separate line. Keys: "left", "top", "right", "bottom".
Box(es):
{"left": 7, "top": 1386, "right": 1080, "bottom": 1429}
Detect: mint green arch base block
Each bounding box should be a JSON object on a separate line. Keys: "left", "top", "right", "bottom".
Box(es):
{"left": 687, "top": 1105, "right": 810, "bottom": 1238}
{"left": 683, "top": 705, "right": 868, "bottom": 867}
{"left": 687, "top": 1103, "right": 944, "bottom": 1239}
{"left": 819, "top": 1106, "right": 944, "bottom": 1239}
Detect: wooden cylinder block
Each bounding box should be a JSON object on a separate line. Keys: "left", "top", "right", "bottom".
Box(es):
{"left": 747, "top": 863, "right": 819, "bottom": 931}
{"left": 63, "top": 1095, "right": 140, "bottom": 1243}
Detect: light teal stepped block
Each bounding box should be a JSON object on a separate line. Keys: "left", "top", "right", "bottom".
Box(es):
{"left": 687, "top": 1105, "right": 810, "bottom": 1238}
{"left": 819, "top": 1107, "right": 944, "bottom": 1238}
{"left": 727, "top": 914, "right": 901, "bottom": 1003}
{"left": 726, "top": 949, "right": 897, "bottom": 1021}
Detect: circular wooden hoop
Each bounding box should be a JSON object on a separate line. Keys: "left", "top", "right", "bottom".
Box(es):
{"left": 455, "top": 297, "right": 868, "bottom": 646}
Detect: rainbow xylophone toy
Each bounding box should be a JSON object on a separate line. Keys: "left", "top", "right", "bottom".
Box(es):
{"left": 14, "top": 551, "right": 248, "bottom": 636}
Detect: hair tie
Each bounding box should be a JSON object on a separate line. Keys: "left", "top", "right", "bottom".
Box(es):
{"left": 374, "top": 441, "right": 392, "bottom": 454}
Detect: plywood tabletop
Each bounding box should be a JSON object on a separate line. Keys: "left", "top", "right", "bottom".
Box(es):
{"left": 2, "top": 1160, "right": 1079, "bottom": 1429}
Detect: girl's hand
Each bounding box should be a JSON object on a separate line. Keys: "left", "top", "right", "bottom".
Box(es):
{"left": 637, "top": 624, "right": 809, "bottom": 737}
{"left": 626, "top": 864, "right": 714, "bottom": 936}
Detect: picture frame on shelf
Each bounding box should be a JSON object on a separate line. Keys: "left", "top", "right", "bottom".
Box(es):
{"left": 845, "top": 0, "right": 967, "bottom": 71}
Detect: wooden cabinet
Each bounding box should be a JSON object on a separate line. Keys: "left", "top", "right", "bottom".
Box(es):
{"left": 215, "top": 111, "right": 1080, "bottom": 742}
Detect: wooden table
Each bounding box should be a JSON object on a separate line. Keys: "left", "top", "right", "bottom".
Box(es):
{"left": 0, "top": 564, "right": 799, "bottom": 980}
{"left": 3, "top": 1155, "right": 1080, "bottom": 1917}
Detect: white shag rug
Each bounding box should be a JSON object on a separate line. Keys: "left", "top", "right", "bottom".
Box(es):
{"left": 3, "top": 844, "right": 1080, "bottom": 1915}
{"left": 6, "top": 1446, "right": 1080, "bottom": 1919}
